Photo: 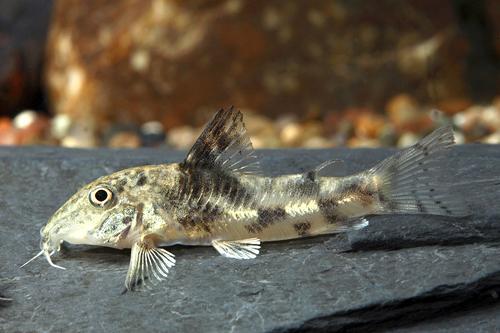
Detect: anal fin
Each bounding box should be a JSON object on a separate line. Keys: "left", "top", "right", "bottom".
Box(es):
{"left": 125, "top": 241, "right": 176, "bottom": 291}
{"left": 212, "top": 238, "right": 261, "bottom": 259}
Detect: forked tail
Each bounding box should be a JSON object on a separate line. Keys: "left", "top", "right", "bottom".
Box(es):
{"left": 369, "top": 126, "right": 469, "bottom": 217}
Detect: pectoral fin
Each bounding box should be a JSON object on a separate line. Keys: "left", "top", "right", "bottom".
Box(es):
{"left": 212, "top": 238, "right": 261, "bottom": 259}
{"left": 125, "top": 241, "right": 176, "bottom": 291}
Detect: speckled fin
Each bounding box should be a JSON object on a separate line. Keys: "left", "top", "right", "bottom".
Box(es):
{"left": 182, "top": 107, "right": 261, "bottom": 175}
{"left": 369, "top": 125, "right": 469, "bottom": 216}
{"left": 212, "top": 238, "right": 261, "bottom": 259}
{"left": 125, "top": 242, "right": 176, "bottom": 291}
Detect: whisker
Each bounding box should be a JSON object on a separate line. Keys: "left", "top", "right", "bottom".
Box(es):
{"left": 20, "top": 250, "right": 44, "bottom": 268}
{"left": 44, "top": 251, "right": 66, "bottom": 270}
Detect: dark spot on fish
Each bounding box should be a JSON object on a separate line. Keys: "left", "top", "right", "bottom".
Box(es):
{"left": 344, "top": 182, "right": 375, "bottom": 207}
{"left": 115, "top": 179, "right": 127, "bottom": 193}
{"left": 202, "top": 202, "right": 223, "bottom": 219}
{"left": 245, "top": 207, "right": 286, "bottom": 233}
{"left": 258, "top": 207, "right": 285, "bottom": 225}
{"left": 294, "top": 222, "right": 311, "bottom": 236}
{"left": 122, "top": 216, "right": 132, "bottom": 225}
{"left": 318, "top": 198, "right": 345, "bottom": 224}
{"left": 136, "top": 173, "right": 147, "bottom": 186}
{"left": 177, "top": 215, "right": 200, "bottom": 230}
{"left": 136, "top": 203, "right": 144, "bottom": 227}
{"left": 177, "top": 202, "right": 223, "bottom": 233}
{"left": 435, "top": 200, "right": 442, "bottom": 205}
{"left": 232, "top": 185, "right": 249, "bottom": 208}
{"left": 211, "top": 171, "right": 253, "bottom": 207}
{"left": 318, "top": 198, "right": 337, "bottom": 214}
{"left": 245, "top": 224, "right": 259, "bottom": 234}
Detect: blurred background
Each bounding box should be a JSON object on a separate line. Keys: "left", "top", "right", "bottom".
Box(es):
{"left": 0, "top": 0, "right": 498, "bottom": 149}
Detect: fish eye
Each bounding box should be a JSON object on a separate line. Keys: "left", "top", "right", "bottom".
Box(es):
{"left": 89, "top": 186, "right": 114, "bottom": 208}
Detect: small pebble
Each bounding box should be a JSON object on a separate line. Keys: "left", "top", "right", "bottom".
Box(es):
{"left": 51, "top": 114, "right": 72, "bottom": 139}
{"left": 302, "top": 136, "right": 333, "bottom": 148}
{"left": 140, "top": 121, "right": 166, "bottom": 147}
{"left": 386, "top": 94, "right": 431, "bottom": 133}
{"left": 354, "top": 112, "right": 385, "bottom": 139}
{"left": 61, "top": 125, "right": 97, "bottom": 147}
{"left": 482, "top": 131, "right": 500, "bottom": 144}
{"left": 13, "top": 110, "right": 37, "bottom": 129}
{"left": 347, "top": 138, "right": 380, "bottom": 148}
{"left": 108, "top": 132, "right": 141, "bottom": 148}
{"left": 167, "top": 126, "right": 200, "bottom": 149}
{"left": 397, "top": 132, "right": 420, "bottom": 148}
{"left": 453, "top": 130, "right": 465, "bottom": 145}
{"left": 280, "top": 122, "right": 302, "bottom": 146}
{"left": 0, "top": 118, "right": 19, "bottom": 145}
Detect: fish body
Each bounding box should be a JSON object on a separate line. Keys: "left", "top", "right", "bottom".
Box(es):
{"left": 25, "top": 108, "right": 467, "bottom": 290}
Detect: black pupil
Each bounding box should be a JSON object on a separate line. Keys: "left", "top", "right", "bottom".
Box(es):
{"left": 95, "top": 189, "right": 108, "bottom": 202}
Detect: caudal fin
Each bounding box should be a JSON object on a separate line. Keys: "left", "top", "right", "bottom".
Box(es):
{"left": 369, "top": 126, "right": 469, "bottom": 216}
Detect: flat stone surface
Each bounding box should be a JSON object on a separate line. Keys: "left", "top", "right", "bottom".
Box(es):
{"left": 0, "top": 145, "right": 499, "bottom": 332}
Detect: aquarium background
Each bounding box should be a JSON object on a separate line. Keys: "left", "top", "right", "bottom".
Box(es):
{"left": 0, "top": 0, "right": 498, "bottom": 148}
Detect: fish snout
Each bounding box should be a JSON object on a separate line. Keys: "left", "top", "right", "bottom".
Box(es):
{"left": 20, "top": 227, "right": 66, "bottom": 270}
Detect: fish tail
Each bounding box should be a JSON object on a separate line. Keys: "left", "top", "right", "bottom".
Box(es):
{"left": 369, "top": 126, "right": 469, "bottom": 216}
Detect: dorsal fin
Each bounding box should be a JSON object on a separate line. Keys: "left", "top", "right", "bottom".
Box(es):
{"left": 181, "top": 107, "right": 260, "bottom": 175}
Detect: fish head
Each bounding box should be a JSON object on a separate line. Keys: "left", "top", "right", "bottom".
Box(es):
{"left": 34, "top": 166, "right": 160, "bottom": 269}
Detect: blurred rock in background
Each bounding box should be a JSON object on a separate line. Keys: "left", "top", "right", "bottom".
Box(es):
{"left": 44, "top": 0, "right": 499, "bottom": 144}
{"left": 0, "top": 0, "right": 498, "bottom": 147}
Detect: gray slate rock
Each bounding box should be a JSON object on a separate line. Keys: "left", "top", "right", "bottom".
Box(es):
{"left": 0, "top": 145, "right": 499, "bottom": 332}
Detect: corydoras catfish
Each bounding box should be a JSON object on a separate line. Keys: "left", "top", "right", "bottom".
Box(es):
{"left": 22, "top": 107, "right": 468, "bottom": 290}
